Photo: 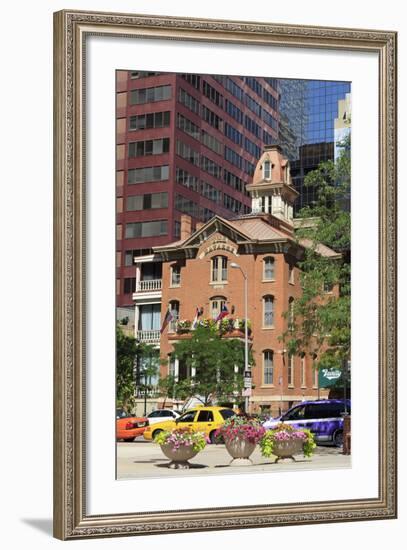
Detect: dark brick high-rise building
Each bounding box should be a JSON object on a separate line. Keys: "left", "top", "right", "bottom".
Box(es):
{"left": 116, "top": 71, "right": 280, "bottom": 308}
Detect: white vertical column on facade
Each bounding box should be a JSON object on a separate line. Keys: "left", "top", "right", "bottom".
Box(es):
{"left": 135, "top": 262, "right": 141, "bottom": 291}
{"left": 174, "top": 357, "right": 179, "bottom": 382}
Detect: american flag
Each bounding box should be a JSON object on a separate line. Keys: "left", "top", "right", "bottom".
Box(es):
{"left": 192, "top": 306, "right": 204, "bottom": 329}
{"left": 215, "top": 304, "right": 229, "bottom": 322}
{"left": 160, "top": 309, "right": 173, "bottom": 334}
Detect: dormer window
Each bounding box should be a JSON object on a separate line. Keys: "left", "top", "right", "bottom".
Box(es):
{"left": 263, "top": 160, "right": 271, "bottom": 180}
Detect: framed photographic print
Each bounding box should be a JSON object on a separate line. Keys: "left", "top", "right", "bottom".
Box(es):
{"left": 53, "top": 9, "right": 397, "bottom": 540}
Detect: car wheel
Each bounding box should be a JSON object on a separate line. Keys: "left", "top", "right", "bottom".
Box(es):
{"left": 333, "top": 430, "right": 343, "bottom": 447}
{"left": 209, "top": 431, "right": 217, "bottom": 444}
{"left": 152, "top": 429, "right": 163, "bottom": 441}
{"left": 123, "top": 437, "right": 135, "bottom": 442}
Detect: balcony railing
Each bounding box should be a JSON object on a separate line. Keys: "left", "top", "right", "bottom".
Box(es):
{"left": 136, "top": 330, "right": 160, "bottom": 344}
{"left": 136, "top": 279, "right": 162, "bottom": 292}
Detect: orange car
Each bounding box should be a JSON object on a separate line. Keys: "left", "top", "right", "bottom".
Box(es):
{"left": 116, "top": 410, "right": 149, "bottom": 442}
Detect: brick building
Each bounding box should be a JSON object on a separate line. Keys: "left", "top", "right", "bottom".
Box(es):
{"left": 133, "top": 145, "right": 337, "bottom": 415}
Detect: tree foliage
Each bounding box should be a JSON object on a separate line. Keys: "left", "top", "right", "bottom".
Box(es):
{"left": 160, "top": 326, "right": 252, "bottom": 405}
{"left": 116, "top": 325, "right": 159, "bottom": 411}
{"left": 281, "top": 134, "right": 351, "bottom": 370}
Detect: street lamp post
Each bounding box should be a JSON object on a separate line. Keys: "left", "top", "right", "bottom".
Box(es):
{"left": 230, "top": 262, "right": 249, "bottom": 414}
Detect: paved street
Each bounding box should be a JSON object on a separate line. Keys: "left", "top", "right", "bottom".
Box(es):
{"left": 117, "top": 440, "right": 351, "bottom": 479}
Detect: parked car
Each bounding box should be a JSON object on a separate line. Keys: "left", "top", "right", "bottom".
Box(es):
{"left": 116, "top": 411, "right": 149, "bottom": 442}
{"left": 263, "top": 399, "right": 351, "bottom": 446}
{"left": 143, "top": 406, "right": 236, "bottom": 443}
{"left": 147, "top": 408, "right": 181, "bottom": 425}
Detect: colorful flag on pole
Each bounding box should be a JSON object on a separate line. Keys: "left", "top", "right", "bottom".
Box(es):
{"left": 192, "top": 306, "right": 204, "bottom": 329}
{"left": 215, "top": 304, "right": 229, "bottom": 323}
{"left": 160, "top": 309, "right": 173, "bottom": 334}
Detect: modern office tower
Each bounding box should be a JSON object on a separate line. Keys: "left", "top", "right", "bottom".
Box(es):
{"left": 116, "top": 71, "right": 280, "bottom": 308}
{"left": 278, "top": 79, "right": 351, "bottom": 212}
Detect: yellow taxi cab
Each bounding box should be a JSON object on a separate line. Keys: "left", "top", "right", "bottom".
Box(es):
{"left": 143, "top": 406, "right": 236, "bottom": 444}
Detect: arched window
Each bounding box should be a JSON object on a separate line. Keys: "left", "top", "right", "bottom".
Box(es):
{"left": 263, "top": 256, "right": 275, "bottom": 280}
{"left": 210, "top": 296, "right": 227, "bottom": 320}
{"left": 263, "top": 160, "right": 271, "bottom": 180}
{"left": 263, "top": 350, "right": 274, "bottom": 385}
{"left": 211, "top": 255, "right": 227, "bottom": 283}
{"left": 168, "top": 300, "right": 179, "bottom": 332}
{"left": 263, "top": 295, "right": 274, "bottom": 327}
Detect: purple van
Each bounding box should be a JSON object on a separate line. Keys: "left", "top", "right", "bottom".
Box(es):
{"left": 263, "top": 399, "right": 351, "bottom": 446}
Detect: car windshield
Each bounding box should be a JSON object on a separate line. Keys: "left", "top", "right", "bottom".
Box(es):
{"left": 178, "top": 410, "right": 197, "bottom": 422}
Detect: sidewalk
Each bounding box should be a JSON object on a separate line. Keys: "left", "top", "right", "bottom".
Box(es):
{"left": 117, "top": 441, "right": 351, "bottom": 480}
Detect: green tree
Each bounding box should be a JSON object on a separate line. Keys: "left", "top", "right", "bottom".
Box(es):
{"left": 281, "top": 134, "right": 351, "bottom": 371}
{"left": 160, "top": 326, "right": 252, "bottom": 405}
{"left": 116, "top": 325, "right": 159, "bottom": 412}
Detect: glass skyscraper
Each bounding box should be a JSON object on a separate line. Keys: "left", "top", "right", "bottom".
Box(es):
{"left": 278, "top": 79, "right": 351, "bottom": 212}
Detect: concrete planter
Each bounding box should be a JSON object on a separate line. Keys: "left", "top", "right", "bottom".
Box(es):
{"left": 273, "top": 438, "right": 304, "bottom": 463}
{"left": 160, "top": 443, "right": 199, "bottom": 469}
{"left": 224, "top": 437, "right": 256, "bottom": 466}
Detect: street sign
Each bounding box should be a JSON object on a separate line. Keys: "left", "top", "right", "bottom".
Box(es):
{"left": 244, "top": 370, "right": 251, "bottom": 378}
{"left": 242, "top": 388, "right": 252, "bottom": 397}
{"left": 318, "top": 367, "right": 342, "bottom": 388}
{"left": 244, "top": 377, "right": 252, "bottom": 388}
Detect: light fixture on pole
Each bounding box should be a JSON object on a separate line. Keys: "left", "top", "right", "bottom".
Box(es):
{"left": 230, "top": 262, "right": 249, "bottom": 413}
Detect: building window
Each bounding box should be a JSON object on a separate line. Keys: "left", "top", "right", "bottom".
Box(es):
{"left": 201, "top": 105, "right": 222, "bottom": 130}
{"left": 263, "top": 295, "right": 274, "bottom": 327}
{"left": 180, "top": 73, "right": 201, "bottom": 89}
{"left": 211, "top": 256, "right": 227, "bottom": 283}
{"left": 128, "top": 165, "right": 169, "bottom": 184}
{"left": 128, "top": 138, "right": 170, "bottom": 158}
{"left": 264, "top": 160, "right": 271, "bottom": 180}
{"left": 168, "top": 300, "right": 180, "bottom": 332}
{"left": 138, "top": 303, "right": 161, "bottom": 331}
{"left": 202, "top": 130, "right": 223, "bottom": 155}
{"left": 176, "top": 140, "right": 199, "bottom": 166}
{"left": 171, "top": 265, "right": 181, "bottom": 287}
{"left": 210, "top": 296, "right": 227, "bottom": 319}
{"left": 263, "top": 257, "right": 275, "bottom": 280}
{"left": 324, "top": 281, "right": 334, "bottom": 293}
{"left": 263, "top": 350, "right": 274, "bottom": 385}
{"left": 130, "top": 85, "right": 171, "bottom": 105}
{"left": 129, "top": 110, "right": 170, "bottom": 130}
{"left": 174, "top": 220, "right": 181, "bottom": 239}
{"left": 301, "top": 354, "right": 307, "bottom": 387}
{"left": 126, "top": 192, "right": 168, "bottom": 211}
{"left": 288, "top": 354, "right": 294, "bottom": 386}
{"left": 125, "top": 220, "right": 168, "bottom": 238}
{"left": 123, "top": 278, "right": 136, "bottom": 294}
{"left": 202, "top": 80, "right": 223, "bottom": 108}
{"left": 176, "top": 113, "right": 200, "bottom": 141}
{"left": 178, "top": 88, "right": 200, "bottom": 114}
{"left": 288, "top": 297, "right": 295, "bottom": 331}
{"left": 201, "top": 155, "right": 222, "bottom": 178}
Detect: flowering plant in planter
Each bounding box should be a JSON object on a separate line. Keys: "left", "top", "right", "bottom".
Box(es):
{"left": 259, "top": 423, "right": 316, "bottom": 458}
{"left": 215, "top": 415, "right": 266, "bottom": 445}
{"left": 154, "top": 427, "right": 208, "bottom": 452}
{"left": 220, "top": 318, "right": 235, "bottom": 333}
{"left": 176, "top": 319, "right": 191, "bottom": 332}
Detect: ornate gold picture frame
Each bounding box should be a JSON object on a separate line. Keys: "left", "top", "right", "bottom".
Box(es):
{"left": 53, "top": 9, "right": 397, "bottom": 540}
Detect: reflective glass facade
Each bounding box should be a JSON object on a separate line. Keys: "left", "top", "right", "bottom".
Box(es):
{"left": 278, "top": 79, "right": 351, "bottom": 212}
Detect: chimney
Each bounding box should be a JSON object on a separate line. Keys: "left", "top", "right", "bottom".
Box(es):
{"left": 180, "top": 214, "right": 192, "bottom": 240}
